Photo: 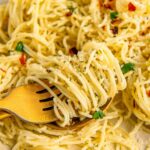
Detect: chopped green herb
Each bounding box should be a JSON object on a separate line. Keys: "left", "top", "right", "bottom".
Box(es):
{"left": 110, "top": 12, "right": 118, "bottom": 20}
{"left": 15, "top": 41, "right": 24, "bottom": 52}
{"left": 68, "top": 5, "right": 76, "bottom": 13}
{"left": 92, "top": 110, "right": 105, "bottom": 119}
{"left": 121, "top": 63, "right": 134, "bottom": 74}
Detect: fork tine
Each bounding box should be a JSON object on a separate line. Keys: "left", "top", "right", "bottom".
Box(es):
{"left": 38, "top": 89, "right": 61, "bottom": 101}
{"left": 43, "top": 106, "right": 53, "bottom": 111}
{"left": 39, "top": 92, "right": 61, "bottom": 102}
{"left": 40, "top": 97, "right": 54, "bottom": 102}
{"left": 36, "top": 89, "right": 48, "bottom": 94}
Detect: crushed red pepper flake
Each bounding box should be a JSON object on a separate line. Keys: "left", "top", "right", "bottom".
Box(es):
{"left": 147, "top": 90, "right": 150, "bottom": 97}
{"left": 69, "top": 47, "right": 78, "bottom": 55}
{"left": 111, "top": 26, "right": 118, "bottom": 34}
{"left": 19, "top": 53, "right": 26, "bottom": 65}
{"left": 65, "top": 12, "right": 72, "bottom": 17}
{"left": 128, "top": 2, "right": 136, "bottom": 11}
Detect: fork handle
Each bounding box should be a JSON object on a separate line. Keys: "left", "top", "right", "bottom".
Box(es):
{"left": 0, "top": 97, "right": 18, "bottom": 118}
{"left": 0, "top": 97, "right": 14, "bottom": 111}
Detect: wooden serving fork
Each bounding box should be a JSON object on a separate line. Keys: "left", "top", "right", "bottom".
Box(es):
{"left": 0, "top": 84, "right": 60, "bottom": 123}
{"left": 0, "top": 83, "right": 113, "bottom": 130}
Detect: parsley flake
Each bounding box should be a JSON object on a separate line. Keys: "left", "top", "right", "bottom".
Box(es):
{"left": 110, "top": 12, "right": 118, "bottom": 20}
{"left": 121, "top": 63, "right": 135, "bottom": 74}
{"left": 92, "top": 110, "right": 105, "bottom": 119}
{"left": 16, "top": 41, "right": 24, "bottom": 52}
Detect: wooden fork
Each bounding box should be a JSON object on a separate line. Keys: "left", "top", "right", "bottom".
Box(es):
{"left": 0, "top": 83, "right": 113, "bottom": 129}
{"left": 0, "top": 84, "right": 60, "bottom": 123}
